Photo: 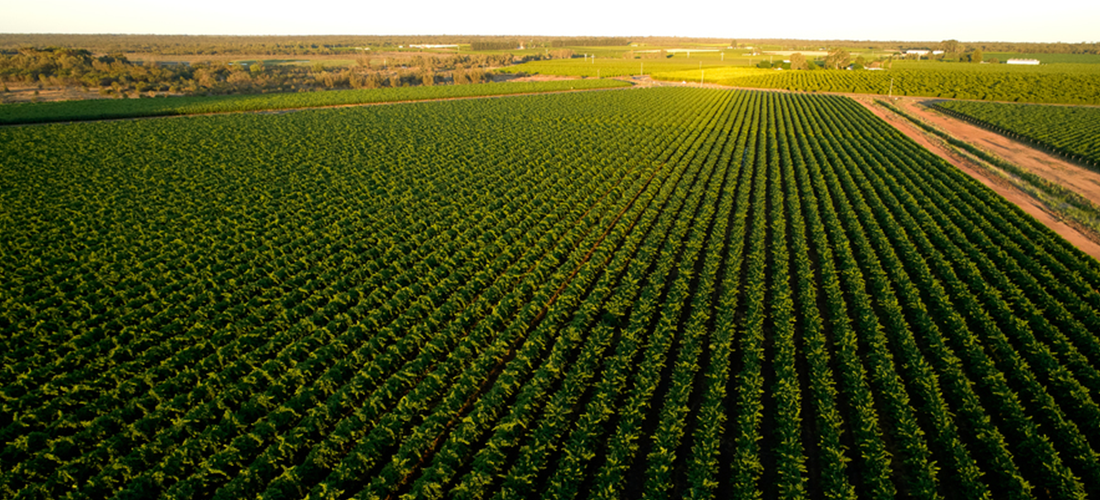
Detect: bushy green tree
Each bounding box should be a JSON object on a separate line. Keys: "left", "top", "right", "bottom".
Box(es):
{"left": 940, "top": 39, "right": 961, "bottom": 54}
{"left": 789, "top": 53, "right": 808, "bottom": 70}
{"left": 826, "top": 48, "right": 851, "bottom": 69}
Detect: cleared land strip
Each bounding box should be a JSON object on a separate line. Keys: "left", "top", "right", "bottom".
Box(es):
{"left": 856, "top": 97, "right": 1100, "bottom": 260}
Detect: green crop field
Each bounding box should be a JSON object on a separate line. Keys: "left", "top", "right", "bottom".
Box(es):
{"left": 932, "top": 100, "right": 1100, "bottom": 168}
{"left": 4, "top": 87, "right": 1100, "bottom": 499}
{"left": 654, "top": 62, "right": 1100, "bottom": 104}
{"left": 984, "top": 52, "right": 1100, "bottom": 65}
{"left": 0, "top": 79, "right": 630, "bottom": 125}
{"left": 506, "top": 57, "right": 751, "bottom": 78}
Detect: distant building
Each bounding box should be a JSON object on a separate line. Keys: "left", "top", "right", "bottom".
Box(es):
{"left": 1007, "top": 58, "right": 1041, "bottom": 65}
{"left": 906, "top": 50, "right": 930, "bottom": 56}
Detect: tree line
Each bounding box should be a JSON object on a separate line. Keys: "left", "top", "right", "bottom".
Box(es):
{"left": 3, "top": 35, "right": 1096, "bottom": 57}
{"left": 549, "top": 37, "right": 630, "bottom": 47}
{"left": 0, "top": 47, "right": 532, "bottom": 100}
{"left": 469, "top": 41, "right": 519, "bottom": 51}
{"left": 744, "top": 38, "right": 1100, "bottom": 54}
{"left": 0, "top": 35, "right": 630, "bottom": 56}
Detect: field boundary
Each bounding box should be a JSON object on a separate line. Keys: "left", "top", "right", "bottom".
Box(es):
{"left": 856, "top": 98, "right": 1100, "bottom": 260}
{"left": 928, "top": 102, "right": 1100, "bottom": 170}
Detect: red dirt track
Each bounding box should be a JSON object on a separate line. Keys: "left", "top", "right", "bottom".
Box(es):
{"left": 857, "top": 97, "right": 1100, "bottom": 261}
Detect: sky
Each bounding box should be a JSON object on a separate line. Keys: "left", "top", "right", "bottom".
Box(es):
{"left": 2, "top": 0, "right": 1098, "bottom": 43}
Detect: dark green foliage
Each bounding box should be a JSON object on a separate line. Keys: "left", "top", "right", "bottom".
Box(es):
{"left": 933, "top": 100, "right": 1100, "bottom": 168}
{"left": 660, "top": 62, "right": 1100, "bottom": 104}
{"left": 469, "top": 41, "right": 518, "bottom": 51}
{"left": 0, "top": 79, "right": 630, "bottom": 125}
{"left": 3, "top": 88, "right": 1100, "bottom": 500}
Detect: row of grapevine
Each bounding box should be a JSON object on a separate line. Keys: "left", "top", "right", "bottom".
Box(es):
{"left": 4, "top": 86, "right": 1100, "bottom": 498}
{"left": 792, "top": 93, "right": 1100, "bottom": 497}
{"left": 0, "top": 89, "right": 716, "bottom": 498}
{"left": 345, "top": 89, "right": 745, "bottom": 500}
{"left": 652, "top": 63, "right": 1100, "bottom": 104}
{"left": 931, "top": 100, "right": 1100, "bottom": 168}
{"left": 0, "top": 79, "right": 632, "bottom": 124}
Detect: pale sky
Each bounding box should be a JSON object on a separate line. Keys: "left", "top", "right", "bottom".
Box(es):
{"left": 2, "top": 0, "right": 1097, "bottom": 43}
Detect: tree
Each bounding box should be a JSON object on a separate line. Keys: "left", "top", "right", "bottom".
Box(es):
{"left": 789, "top": 53, "right": 808, "bottom": 70}
{"left": 940, "top": 39, "right": 961, "bottom": 54}
{"left": 972, "top": 49, "right": 983, "bottom": 63}
{"left": 825, "top": 48, "right": 851, "bottom": 69}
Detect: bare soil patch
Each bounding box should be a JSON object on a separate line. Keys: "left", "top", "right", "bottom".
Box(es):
{"left": 857, "top": 98, "right": 1100, "bottom": 261}
{"left": 1, "top": 84, "right": 183, "bottom": 104}
{"left": 2, "top": 85, "right": 106, "bottom": 103}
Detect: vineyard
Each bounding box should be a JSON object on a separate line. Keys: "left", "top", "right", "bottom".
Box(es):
{"left": 653, "top": 62, "right": 1100, "bottom": 104}
{"left": 932, "top": 100, "right": 1100, "bottom": 168}
{"left": 504, "top": 58, "right": 746, "bottom": 78}
{"left": 504, "top": 58, "right": 647, "bottom": 78}
{"left": 0, "top": 79, "right": 629, "bottom": 125}
{"left": 3, "top": 87, "right": 1100, "bottom": 499}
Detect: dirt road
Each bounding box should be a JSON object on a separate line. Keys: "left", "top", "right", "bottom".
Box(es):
{"left": 857, "top": 98, "right": 1100, "bottom": 260}
{"left": 898, "top": 99, "right": 1100, "bottom": 203}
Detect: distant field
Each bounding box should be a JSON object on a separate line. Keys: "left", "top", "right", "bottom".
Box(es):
{"left": 763, "top": 50, "right": 829, "bottom": 57}
{"left": 984, "top": 52, "right": 1100, "bottom": 64}
{"left": 505, "top": 57, "right": 752, "bottom": 78}
{"left": 654, "top": 62, "right": 1100, "bottom": 104}
{"left": 933, "top": 100, "right": 1100, "bottom": 167}
{"left": 891, "top": 60, "right": 1100, "bottom": 73}
{"left": 0, "top": 79, "right": 631, "bottom": 125}
{"left": 559, "top": 45, "right": 636, "bottom": 58}
{"left": 125, "top": 52, "right": 363, "bottom": 67}
{"left": 222, "top": 58, "right": 358, "bottom": 68}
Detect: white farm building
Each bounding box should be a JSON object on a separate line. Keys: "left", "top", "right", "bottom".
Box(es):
{"left": 1007, "top": 58, "right": 1041, "bottom": 65}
